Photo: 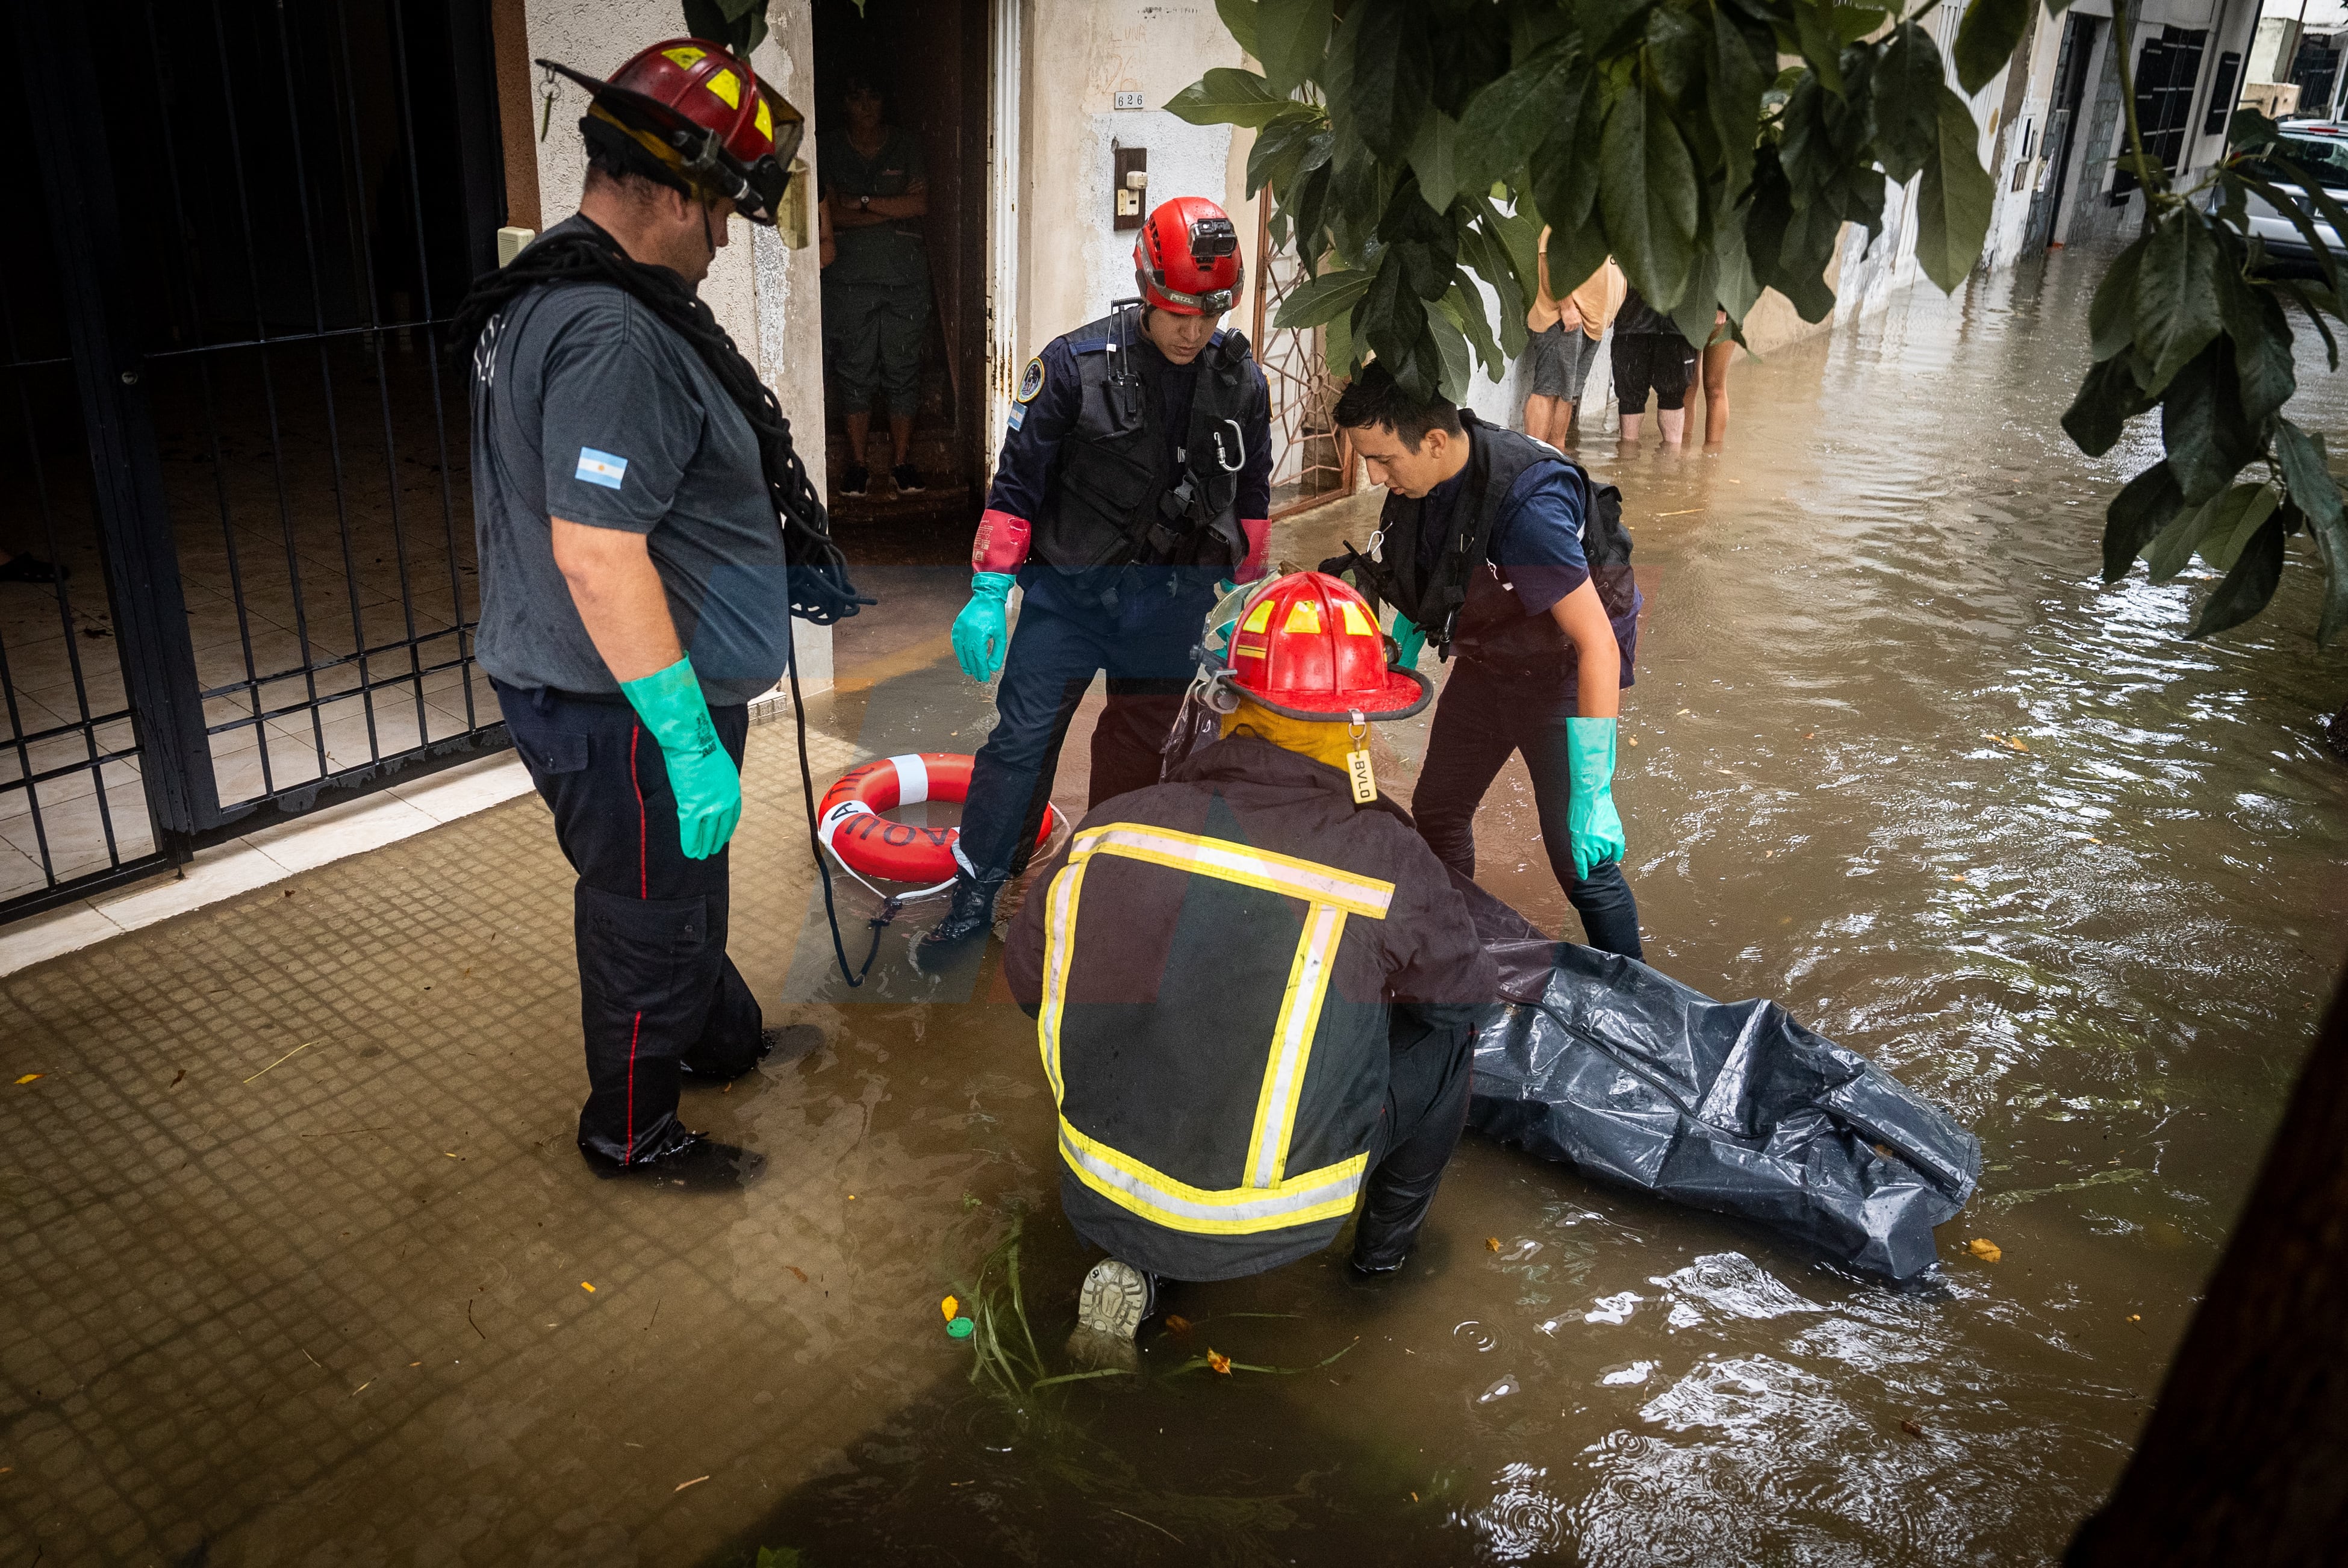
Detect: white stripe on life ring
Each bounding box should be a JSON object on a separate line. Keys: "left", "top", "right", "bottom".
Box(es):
{"left": 885, "top": 752, "right": 930, "bottom": 805}
{"left": 818, "top": 798, "right": 876, "bottom": 850}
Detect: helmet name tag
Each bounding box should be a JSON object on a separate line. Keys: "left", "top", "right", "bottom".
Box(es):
{"left": 1347, "top": 747, "right": 1377, "bottom": 804}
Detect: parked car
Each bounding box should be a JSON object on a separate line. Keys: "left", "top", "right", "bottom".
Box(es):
{"left": 2238, "top": 123, "right": 2348, "bottom": 274}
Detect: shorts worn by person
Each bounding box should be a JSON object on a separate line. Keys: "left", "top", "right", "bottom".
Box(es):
{"left": 1004, "top": 572, "right": 1496, "bottom": 1362}
{"left": 464, "top": 36, "right": 816, "bottom": 1187}
{"left": 1610, "top": 287, "right": 1698, "bottom": 441}
{"left": 818, "top": 81, "right": 930, "bottom": 494}
{"left": 1325, "top": 364, "right": 1644, "bottom": 957}
{"left": 924, "top": 194, "right": 1272, "bottom": 953}
{"left": 1527, "top": 321, "right": 1603, "bottom": 401}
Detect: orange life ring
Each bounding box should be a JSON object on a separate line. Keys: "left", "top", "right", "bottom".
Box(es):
{"left": 816, "top": 753, "right": 1057, "bottom": 886}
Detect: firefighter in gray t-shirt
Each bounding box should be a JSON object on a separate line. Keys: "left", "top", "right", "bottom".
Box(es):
{"left": 460, "top": 37, "right": 814, "bottom": 1189}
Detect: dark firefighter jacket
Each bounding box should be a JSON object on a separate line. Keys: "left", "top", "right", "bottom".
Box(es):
{"left": 1004, "top": 735, "right": 1497, "bottom": 1280}
{"left": 985, "top": 307, "right": 1272, "bottom": 573}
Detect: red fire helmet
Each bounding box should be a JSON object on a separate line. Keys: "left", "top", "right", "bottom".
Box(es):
{"left": 1224, "top": 572, "right": 1430, "bottom": 723}
{"left": 541, "top": 39, "right": 802, "bottom": 225}
{"left": 1133, "top": 195, "right": 1245, "bottom": 316}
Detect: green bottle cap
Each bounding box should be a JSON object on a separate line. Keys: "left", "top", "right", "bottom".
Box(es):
{"left": 945, "top": 1317, "right": 974, "bottom": 1339}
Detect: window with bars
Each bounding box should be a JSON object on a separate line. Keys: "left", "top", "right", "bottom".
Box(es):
{"left": 2114, "top": 26, "right": 2209, "bottom": 201}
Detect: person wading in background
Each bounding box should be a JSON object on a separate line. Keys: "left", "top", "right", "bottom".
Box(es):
{"left": 925, "top": 196, "right": 1273, "bottom": 952}
{"left": 1608, "top": 286, "right": 1699, "bottom": 447}
{"left": 456, "top": 37, "right": 858, "bottom": 1187}
{"left": 1005, "top": 570, "right": 1496, "bottom": 1364}
{"left": 1325, "top": 364, "right": 1644, "bottom": 958}
{"left": 1522, "top": 232, "right": 1623, "bottom": 447}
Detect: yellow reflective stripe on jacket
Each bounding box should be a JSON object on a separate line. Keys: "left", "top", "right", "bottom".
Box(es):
{"left": 1038, "top": 821, "right": 1390, "bottom": 1236}
{"left": 1036, "top": 854, "right": 1088, "bottom": 1104}
{"left": 1069, "top": 824, "right": 1394, "bottom": 919}
{"left": 1060, "top": 1120, "right": 1368, "bottom": 1234}
{"left": 1241, "top": 901, "right": 1347, "bottom": 1189}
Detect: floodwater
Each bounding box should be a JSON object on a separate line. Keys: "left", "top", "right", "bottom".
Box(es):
{"left": 747, "top": 252, "right": 2348, "bottom": 1566}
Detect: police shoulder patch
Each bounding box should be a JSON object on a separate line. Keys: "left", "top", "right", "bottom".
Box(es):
{"left": 1016, "top": 356, "right": 1045, "bottom": 403}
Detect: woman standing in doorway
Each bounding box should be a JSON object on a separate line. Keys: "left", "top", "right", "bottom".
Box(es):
{"left": 819, "top": 68, "right": 930, "bottom": 499}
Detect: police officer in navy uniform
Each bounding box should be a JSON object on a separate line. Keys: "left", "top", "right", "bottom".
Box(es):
{"left": 923, "top": 196, "right": 1274, "bottom": 948}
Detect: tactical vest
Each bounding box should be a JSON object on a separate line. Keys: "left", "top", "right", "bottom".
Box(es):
{"left": 1339, "top": 414, "right": 1638, "bottom": 688}
{"left": 1034, "top": 308, "right": 1262, "bottom": 572}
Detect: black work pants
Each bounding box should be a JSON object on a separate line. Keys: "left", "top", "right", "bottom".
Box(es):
{"left": 494, "top": 680, "right": 762, "bottom": 1165}
{"left": 1353, "top": 1003, "right": 1485, "bottom": 1269}
{"left": 1412, "top": 658, "right": 1643, "bottom": 958}
{"left": 956, "top": 568, "right": 1219, "bottom": 882}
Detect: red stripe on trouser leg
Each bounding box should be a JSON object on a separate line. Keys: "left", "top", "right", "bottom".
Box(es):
{"left": 629, "top": 724, "right": 648, "bottom": 898}
{"left": 624, "top": 1009, "right": 641, "bottom": 1164}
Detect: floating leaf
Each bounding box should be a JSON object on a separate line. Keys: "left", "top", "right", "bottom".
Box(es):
{"left": 940, "top": 1294, "right": 959, "bottom": 1322}
{"left": 1486, "top": 1236, "right": 1502, "bottom": 1252}
{"left": 1967, "top": 1237, "right": 2002, "bottom": 1263}
{"left": 14, "top": 1074, "right": 43, "bottom": 1084}
{"left": 1165, "top": 1314, "right": 1194, "bottom": 1334}
{"left": 1207, "top": 1348, "right": 1232, "bottom": 1375}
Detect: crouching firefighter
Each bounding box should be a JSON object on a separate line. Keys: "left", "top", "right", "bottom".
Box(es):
{"left": 925, "top": 196, "right": 1274, "bottom": 950}
{"left": 452, "top": 37, "right": 864, "bottom": 1187}
{"left": 1325, "top": 364, "right": 1645, "bottom": 957}
{"left": 1004, "top": 571, "right": 1498, "bottom": 1362}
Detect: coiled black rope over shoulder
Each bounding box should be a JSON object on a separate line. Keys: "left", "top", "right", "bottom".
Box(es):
{"left": 449, "top": 223, "right": 871, "bottom": 625}
{"left": 453, "top": 225, "right": 885, "bottom": 987}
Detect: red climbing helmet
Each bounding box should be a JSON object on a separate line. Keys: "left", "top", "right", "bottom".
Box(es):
{"left": 541, "top": 39, "right": 803, "bottom": 225}
{"left": 1222, "top": 572, "right": 1430, "bottom": 721}
{"left": 1134, "top": 195, "right": 1245, "bottom": 316}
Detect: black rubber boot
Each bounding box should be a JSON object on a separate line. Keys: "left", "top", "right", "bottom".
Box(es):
{"left": 579, "top": 1131, "right": 766, "bottom": 1190}
{"left": 920, "top": 873, "right": 1004, "bottom": 950}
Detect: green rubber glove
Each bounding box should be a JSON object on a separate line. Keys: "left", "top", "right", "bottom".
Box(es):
{"left": 952, "top": 572, "right": 1015, "bottom": 683}
{"left": 1565, "top": 715, "right": 1627, "bottom": 880}
{"left": 619, "top": 656, "right": 741, "bottom": 860}
{"left": 1390, "top": 614, "right": 1427, "bottom": 670}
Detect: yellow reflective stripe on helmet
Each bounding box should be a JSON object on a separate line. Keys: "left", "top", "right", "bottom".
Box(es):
{"left": 661, "top": 45, "right": 708, "bottom": 69}
{"left": 1241, "top": 901, "right": 1345, "bottom": 1189}
{"left": 1059, "top": 1119, "right": 1367, "bottom": 1234}
{"left": 705, "top": 67, "right": 742, "bottom": 108}
{"left": 1070, "top": 825, "right": 1392, "bottom": 919}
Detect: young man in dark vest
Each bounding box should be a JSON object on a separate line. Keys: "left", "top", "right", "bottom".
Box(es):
{"left": 924, "top": 196, "right": 1274, "bottom": 950}
{"left": 1326, "top": 364, "right": 1643, "bottom": 956}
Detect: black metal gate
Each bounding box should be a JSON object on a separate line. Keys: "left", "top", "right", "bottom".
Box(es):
{"left": 2, "top": 0, "right": 510, "bottom": 923}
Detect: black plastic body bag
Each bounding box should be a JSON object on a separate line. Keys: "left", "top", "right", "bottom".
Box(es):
{"left": 1458, "top": 877, "right": 1980, "bottom": 1281}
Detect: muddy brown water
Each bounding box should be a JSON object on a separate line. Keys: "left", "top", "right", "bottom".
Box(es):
{"left": 740, "top": 253, "right": 2348, "bottom": 1567}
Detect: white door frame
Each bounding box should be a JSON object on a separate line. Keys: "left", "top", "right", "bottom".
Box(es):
{"left": 983, "top": 0, "right": 1023, "bottom": 489}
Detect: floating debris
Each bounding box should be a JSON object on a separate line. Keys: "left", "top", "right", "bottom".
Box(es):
{"left": 1967, "top": 1238, "right": 2003, "bottom": 1263}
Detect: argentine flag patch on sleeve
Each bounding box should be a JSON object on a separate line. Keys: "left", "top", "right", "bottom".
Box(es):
{"left": 575, "top": 447, "right": 628, "bottom": 490}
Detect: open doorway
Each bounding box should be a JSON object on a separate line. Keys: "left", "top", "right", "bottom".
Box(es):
{"left": 811, "top": 0, "right": 989, "bottom": 555}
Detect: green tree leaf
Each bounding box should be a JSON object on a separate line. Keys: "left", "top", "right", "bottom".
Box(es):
{"left": 2131, "top": 210, "right": 2224, "bottom": 394}
{"left": 2087, "top": 235, "right": 2146, "bottom": 362}
{"left": 1456, "top": 40, "right": 1583, "bottom": 194}
{"left": 2188, "top": 515, "right": 2290, "bottom": 638}
{"left": 1528, "top": 73, "right": 1607, "bottom": 240}
{"left": 1793, "top": 0, "right": 1845, "bottom": 96}
{"left": 2103, "top": 462, "right": 2185, "bottom": 581}
{"left": 1214, "top": 0, "right": 1260, "bottom": 58}
{"left": 2210, "top": 257, "right": 2297, "bottom": 432}
{"left": 2061, "top": 355, "right": 2154, "bottom": 457}
{"left": 1952, "top": 0, "right": 2032, "bottom": 95}
{"left": 2275, "top": 421, "right": 2346, "bottom": 537}
{"left": 2161, "top": 341, "right": 2259, "bottom": 503}
{"left": 1167, "top": 67, "right": 1294, "bottom": 128}
{"left": 1425, "top": 302, "right": 1474, "bottom": 400}
{"left": 1274, "top": 267, "right": 1374, "bottom": 329}
{"left": 1601, "top": 72, "right": 1699, "bottom": 308}
{"left": 1255, "top": 0, "right": 1332, "bottom": 95}
{"left": 1710, "top": 6, "right": 1769, "bottom": 196}
{"left": 1871, "top": 25, "right": 1942, "bottom": 186}
{"left": 1246, "top": 112, "right": 1330, "bottom": 198}
{"left": 1442, "top": 276, "right": 1504, "bottom": 379}
{"left": 1342, "top": 0, "right": 1430, "bottom": 160}
{"left": 1407, "top": 111, "right": 1465, "bottom": 214}
{"left": 1914, "top": 86, "right": 1995, "bottom": 292}
{"left": 2143, "top": 490, "right": 2228, "bottom": 582}
{"left": 1574, "top": 0, "right": 1654, "bottom": 57}
{"left": 2193, "top": 483, "right": 2282, "bottom": 572}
